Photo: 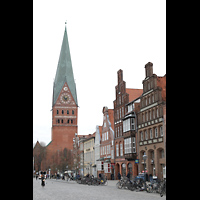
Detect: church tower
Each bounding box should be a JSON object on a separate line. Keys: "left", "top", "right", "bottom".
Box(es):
{"left": 51, "top": 25, "right": 78, "bottom": 151}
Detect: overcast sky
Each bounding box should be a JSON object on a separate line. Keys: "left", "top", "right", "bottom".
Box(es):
{"left": 33, "top": 0, "right": 166, "bottom": 145}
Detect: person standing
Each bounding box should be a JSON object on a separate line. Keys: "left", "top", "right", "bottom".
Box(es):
{"left": 118, "top": 172, "right": 121, "bottom": 180}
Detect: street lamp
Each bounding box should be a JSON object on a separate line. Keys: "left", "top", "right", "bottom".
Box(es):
{"left": 143, "top": 153, "right": 147, "bottom": 190}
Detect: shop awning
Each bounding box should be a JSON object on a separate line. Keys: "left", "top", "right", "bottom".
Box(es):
{"left": 104, "top": 159, "right": 111, "bottom": 163}
{"left": 96, "top": 157, "right": 104, "bottom": 161}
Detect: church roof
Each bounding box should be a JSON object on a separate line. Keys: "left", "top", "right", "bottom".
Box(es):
{"left": 53, "top": 26, "right": 78, "bottom": 106}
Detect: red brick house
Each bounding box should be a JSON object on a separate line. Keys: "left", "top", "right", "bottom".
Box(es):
{"left": 114, "top": 69, "right": 143, "bottom": 179}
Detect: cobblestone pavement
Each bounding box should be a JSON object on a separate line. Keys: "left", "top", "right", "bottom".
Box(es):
{"left": 33, "top": 178, "right": 166, "bottom": 200}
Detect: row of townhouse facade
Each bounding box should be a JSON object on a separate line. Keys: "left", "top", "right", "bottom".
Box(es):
{"left": 73, "top": 62, "right": 166, "bottom": 180}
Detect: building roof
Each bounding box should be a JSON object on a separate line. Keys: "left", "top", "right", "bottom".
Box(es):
{"left": 126, "top": 88, "right": 143, "bottom": 102}
{"left": 53, "top": 26, "right": 78, "bottom": 106}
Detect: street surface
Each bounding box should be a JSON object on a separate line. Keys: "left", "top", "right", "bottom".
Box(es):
{"left": 33, "top": 178, "right": 166, "bottom": 200}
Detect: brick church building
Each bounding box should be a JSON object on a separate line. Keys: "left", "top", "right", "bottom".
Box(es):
{"left": 34, "top": 25, "right": 78, "bottom": 174}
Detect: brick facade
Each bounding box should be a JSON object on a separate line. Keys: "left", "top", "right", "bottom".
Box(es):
{"left": 113, "top": 69, "right": 143, "bottom": 179}
{"left": 137, "top": 62, "right": 166, "bottom": 180}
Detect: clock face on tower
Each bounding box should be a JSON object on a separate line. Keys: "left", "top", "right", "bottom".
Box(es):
{"left": 60, "top": 93, "right": 71, "bottom": 104}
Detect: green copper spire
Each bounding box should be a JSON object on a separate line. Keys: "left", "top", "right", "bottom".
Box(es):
{"left": 53, "top": 25, "right": 78, "bottom": 106}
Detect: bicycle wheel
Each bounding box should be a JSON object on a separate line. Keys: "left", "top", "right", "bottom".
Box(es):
{"left": 116, "top": 182, "right": 122, "bottom": 189}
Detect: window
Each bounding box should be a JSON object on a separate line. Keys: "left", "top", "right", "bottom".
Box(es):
{"left": 123, "top": 118, "right": 131, "bottom": 132}
{"left": 117, "top": 110, "right": 119, "bottom": 119}
{"left": 57, "top": 110, "right": 59, "bottom": 114}
{"left": 149, "top": 110, "right": 151, "bottom": 120}
{"left": 145, "top": 98, "right": 147, "bottom": 106}
{"left": 153, "top": 109, "right": 155, "bottom": 119}
{"left": 155, "top": 127, "right": 158, "bottom": 138}
{"left": 150, "top": 129, "right": 153, "bottom": 139}
{"left": 156, "top": 108, "right": 159, "bottom": 118}
{"left": 61, "top": 119, "right": 63, "bottom": 123}
{"left": 146, "top": 112, "right": 148, "bottom": 121}
{"left": 104, "top": 163, "right": 111, "bottom": 173}
{"left": 131, "top": 118, "right": 135, "bottom": 130}
{"left": 122, "top": 106, "right": 124, "bottom": 117}
{"left": 151, "top": 151, "right": 154, "bottom": 159}
{"left": 102, "top": 133, "right": 104, "bottom": 141}
{"left": 107, "top": 131, "right": 108, "bottom": 140}
{"left": 111, "top": 150, "right": 114, "bottom": 159}
{"left": 120, "top": 142, "right": 123, "bottom": 156}
{"left": 152, "top": 94, "right": 154, "bottom": 103}
{"left": 149, "top": 96, "right": 151, "bottom": 104}
{"left": 103, "top": 146, "right": 104, "bottom": 155}
{"left": 161, "top": 149, "right": 164, "bottom": 158}
{"left": 124, "top": 138, "right": 131, "bottom": 154}
{"left": 124, "top": 139, "right": 127, "bottom": 154}
{"left": 71, "top": 119, "right": 73, "bottom": 124}
{"left": 107, "top": 145, "right": 110, "bottom": 154}
{"left": 160, "top": 126, "right": 163, "bottom": 136}
{"left": 105, "top": 145, "right": 106, "bottom": 155}
{"left": 62, "top": 110, "right": 64, "bottom": 114}
{"left": 67, "top": 110, "right": 69, "bottom": 114}
{"left": 141, "top": 131, "right": 143, "bottom": 141}
{"left": 145, "top": 130, "right": 148, "bottom": 140}
{"left": 120, "top": 108, "right": 121, "bottom": 118}
{"left": 72, "top": 110, "right": 74, "bottom": 115}
{"left": 133, "top": 137, "right": 136, "bottom": 153}
{"left": 58, "top": 119, "right": 60, "bottom": 123}
{"left": 118, "top": 127, "right": 119, "bottom": 137}
{"left": 128, "top": 104, "right": 132, "bottom": 113}
{"left": 143, "top": 113, "right": 145, "bottom": 122}
{"left": 116, "top": 144, "right": 119, "bottom": 157}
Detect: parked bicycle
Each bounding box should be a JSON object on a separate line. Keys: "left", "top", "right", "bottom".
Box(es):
{"left": 159, "top": 179, "right": 166, "bottom": 197}
{"left": 146, "top": 179, "right": 161, "bottom": 193}
{"left": 78, "top": 174, "right": 108, "bottom": 186}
